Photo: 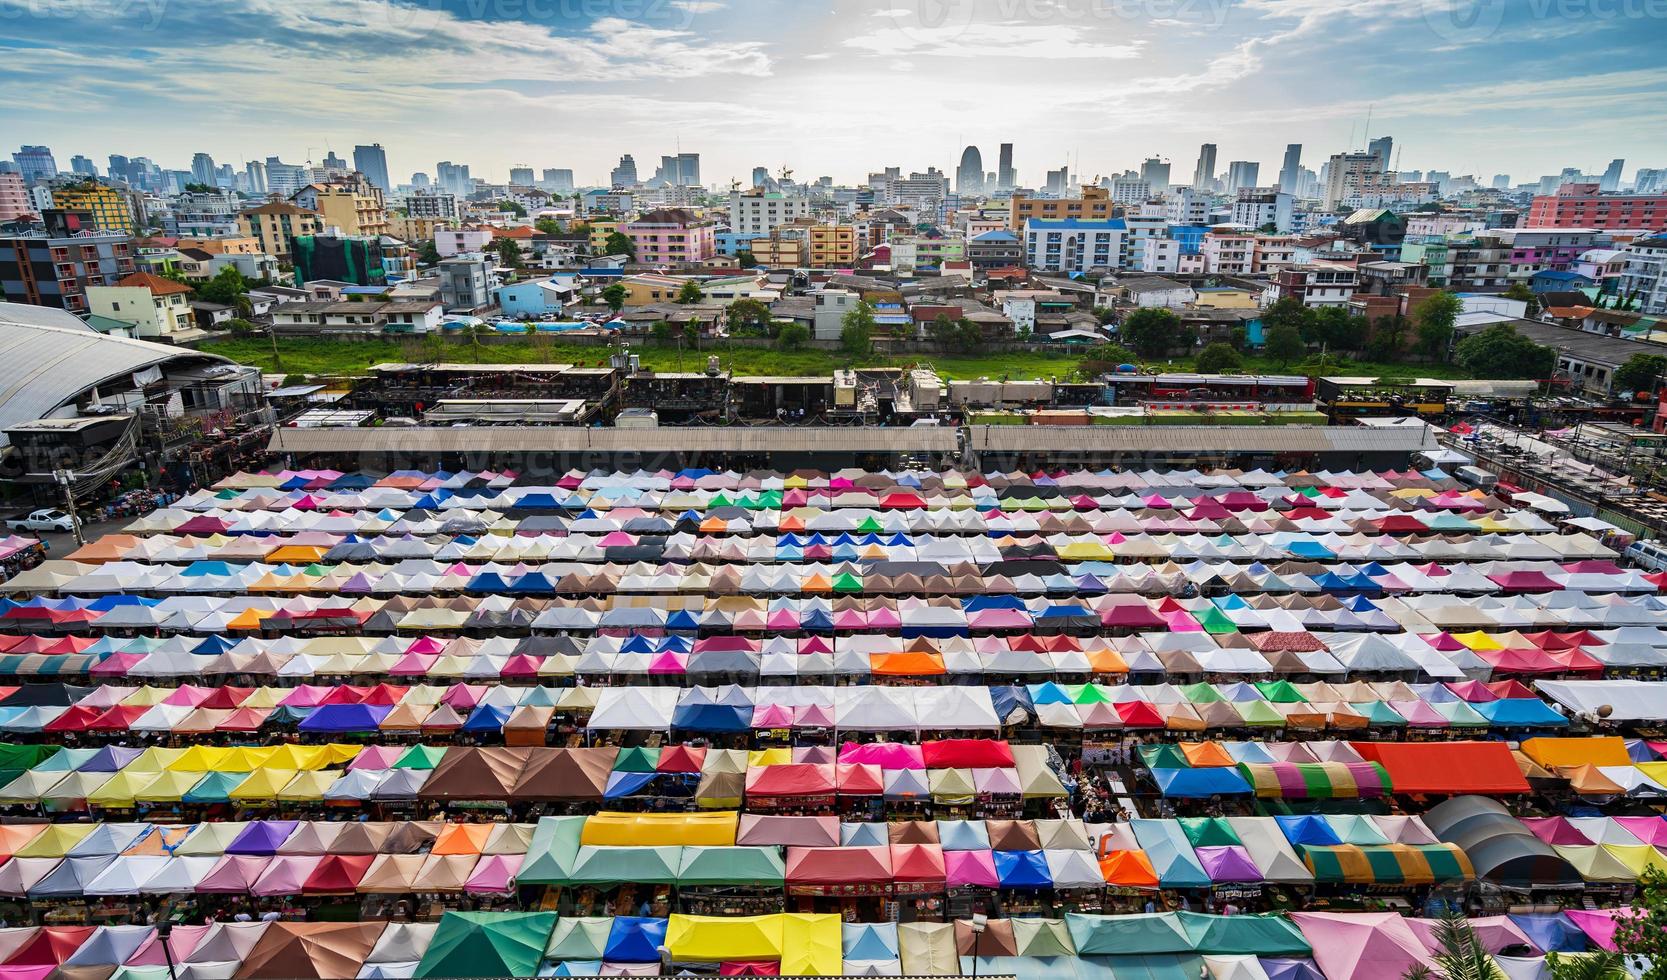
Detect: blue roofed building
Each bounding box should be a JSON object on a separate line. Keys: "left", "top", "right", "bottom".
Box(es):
{"left": 496, "top": 277, "right": 578, "bottom": 318}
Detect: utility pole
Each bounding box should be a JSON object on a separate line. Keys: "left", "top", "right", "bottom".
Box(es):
{"left": 51, "top": 469, "right": 85, "bottom": 547}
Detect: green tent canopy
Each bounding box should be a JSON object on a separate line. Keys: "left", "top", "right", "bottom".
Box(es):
{"left": 416, "top": 911, "right": 557, "bottom": 979}
{"left": 676, "top": 846, "right": 786, "bottom": 886}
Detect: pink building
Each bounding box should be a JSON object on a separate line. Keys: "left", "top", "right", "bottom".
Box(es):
{"left": 624, "top": 208, "right": 715, "bottom": 266}
{"left": 0, "top": 172, "right": 34, "bottom": 222}
{"left": 1527, "top": 182, "right": 1666, "bottom": 231}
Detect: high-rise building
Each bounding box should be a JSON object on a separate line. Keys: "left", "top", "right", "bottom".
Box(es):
{"left": 411, "top": 173, "right": 431, "bottom": 189}
{"left": 1322, "top": 151, "right": 1383, "bottom": 209}
{"left": 1277, "top": 144, "right": 1303, "bottom": 195}
{"left": 1139, "top": 157, "right": 1171, "bottom": 192}
{"left": 69, "top": 155, "right": 98, "bottom": 178}
{"left": 610, "top": 155, "right": 638, "bottom": 188}
{"left": 1045, "top": 167, "right": 1070, "bottom": 197}
{"left": 1367, "top": 136, "right": 1394, "bottom": 172}
{"left": 0, "top": 172, "right": 34, "bottom": 222}
{"left": 190, "top": 153, "right": 217, "bottom": 187}
{"left": 264, "top": 157, "right": 309, "bottom": 197}
{"left": 11, "top": 146, "right": 56, "bottom": 184}
{"left": 751, "top": 167, "right": 770, "bottom": 189}
{"left": 956, "top": 146, "right": 985, "bottom": 196}
{"left": 321, "top": 151, "right": 348, "bottom": 172}
{"left": 653, "top": 153, "right": 700, "bottom": 186}
{"left": 998, "top": 143, "right": 1015, "bottom": 193}
{"left": 435, "top": 161, "right": 472, "bottom": 197}
{"left": 1600, "top": 158, "right": 1625, "bottom": 193}
{"left": 1225, "top": 161, "right": 1260, "bottom": 194}
{"left": 509, "top": 166, "right": 535, "bottom": 187}
{"left": 1492, "top": 174, "right": 1512, "bottom": 190}
{"left": 244, "top": 160, "right": 268, "bottom": 195}
{"left": 1192, "top": 144, "right": 1217, "bottom": 190}
{"left": 107, "top": 155, "right": 129, "bottom": 184}
{"left": 352, "top": 144, "right": 391, "bottom": 193}
{"left": 541, "top": 169, "right": 575, "bottom": 193}
{"left": 1638, "top": 169, "right": 1667, "bottom": 195}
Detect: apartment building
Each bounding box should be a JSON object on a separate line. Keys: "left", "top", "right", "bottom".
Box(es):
{"left": 237, "top": 202, "right": 323, "bottom": 261}
{"left": 49, "top": 182, "right": 134, "bottom": 233}
{"left": 1528, "top": 182, "right": 1666, "bottom": 231}
{"left": 291, "top": 174, "right": 390, "bottom": 237}
{"left": 0, "top": 223, "right": 135, "bottom": 312}
{"left": 807, "top": 225, "right": 857, "bottom": 269}
{"left": 624, "top": 209, "right": 716, "bottom": 265}
{"left": 1023, "top": 218, "right": 1125, "bottom": 274}
{"left": 1009, "top": 187, "right": 1113, "bottom": 231}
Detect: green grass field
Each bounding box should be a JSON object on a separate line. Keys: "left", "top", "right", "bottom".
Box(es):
{"left": 202, "top": 335, "right": 1471, "bottom": 382}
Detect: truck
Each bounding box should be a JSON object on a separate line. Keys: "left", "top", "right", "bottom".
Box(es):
{"left": 4, "top": 509, "right": 76, "bottom": 533}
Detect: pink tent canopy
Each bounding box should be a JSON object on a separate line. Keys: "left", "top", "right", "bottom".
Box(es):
{"left": 464, "top": 854, "right": 521, "bottom": 894}
{"left": 194, "top": 854, "right": 271, "bottom": 894}
{"left": 1564, "top": 908, "right": 1634, "bottom": 951}
{"left": 1407, "top": 916, "right": 1536, "bottom": 955}
{"left": 250, "top": 854, "right": 322, "bottom": 897}
{"left": 944, "top": 849, "right": 999, "bottom": 888}
{"left": 838, "top": 743, "right": 924, "bottom": 769}
{"left": 1290, "top": 912, "right": 1436, "bottom": 980}
{"left": 126, "top": 925, "right": 211, "bottom": 966}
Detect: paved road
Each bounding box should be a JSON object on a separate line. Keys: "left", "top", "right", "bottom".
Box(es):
{"left": 19, "top": 514, "right": 134, "bottom": 560}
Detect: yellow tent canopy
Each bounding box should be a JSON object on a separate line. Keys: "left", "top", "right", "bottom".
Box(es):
{"left": 1521, "top": 737, "right": 1632, "bottom": 769}
{"left": 780, "top": 913, "right": 842, "bottom": 977}
{"left": 582, "top": 812, "right": 739, "bottom": 848}
{"left": 666, "top": 914, "right": 784, "bottom": 962}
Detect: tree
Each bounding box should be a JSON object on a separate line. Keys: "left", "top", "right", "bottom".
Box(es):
{"left": 1264, "top": 324, "right": 1306, "bottom": 368}
{"left": 1614, "top": 354, "right": 1667, "bottom": 397}
{"left": 600, "top": 283, "right": 628, "bottom": 313}
{"left": 1195, "top": 342, "right": 1242, "bottom": 373}
{"left": 840, "top": 301, "right": 876, "bottom": 358}
{"left": 776, "top": 322, "right": 810, "bottom": 350}
{"left": 604, "top": 231, "right": 635, "bottom": 260}
{"left": 494, "top": 237, "right": 524, "bottom": 269}
{"left": 676, "top": 280, "right": 705, "bottom": 304}
{"left": 534, "top": 217, "right": 560, "bottom": 235}
{"left": 1605, "top": 868, "right": 1667, "bottom": 979}
{"left": 1413, "top": 290, "right": 1462, "bottom": 360}
{"left": 1310, "top": 305, "right": 1363, "bottom": 352}
{"left": 1401, "top": 913, "right": 1498, "bottom": 980}
{"left": 1117, "top": 307, "right": 1186, "bottom": 359}
{"left": 417, "top": 240, "right": 441, "bottom": 266}
{"left": 734, "top": 250, "right": 757, "bottom": 268}
{"left": 726, "top": 298, "right": 771, "bottom": 337}
{"left": 497, "top": 200, "right": 527, "bottom": 218}
{"left": 1078, "top": 343, "right": 1140, "bottom": 377}
{"left": 1544, "top": 951, "right": 1629, "bottom": 980}
{"left": 928, "top": 313, "right": 962, "bottom": 350}
{"left": 1263, "top": 297, "right": 1317, "bottom": 345}
{"left": 1454, "top": 322, "right": 1556, "bottom": 379}
{"left": 1091, "top": 306, "right": 1116, "bottom": 326}
{"left": 463, "top": 321, "right": 490, "bottom": 361}
{"left": 649, "top": 321, "right": 676, "bottom": 343}
{"left": 222, "top": 318, "right": 256, "bottom": 337}
{"left": 1366, "top": 314, "right": 1408, "bottom": 362}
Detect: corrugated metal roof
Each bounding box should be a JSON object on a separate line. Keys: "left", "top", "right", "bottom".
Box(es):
{"left": 270, "top": 426, "right": 960, "bottom": 455}
{"left": 0, "top": 320, "right": 227, "bottom": 447}
{"left": 969, "top": 425, "right": 1437, "bottom": 454}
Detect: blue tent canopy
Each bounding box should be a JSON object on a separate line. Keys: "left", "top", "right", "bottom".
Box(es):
{"left": 299, "top": 703, "right": 391, "bottom": 733}
{"left": 993, "top": 850, "right": 1053, "bottom": 888}
{"left": 1507, "top": 913, "right": 1587, "bottom": 953}
{"left": 1273, "top": 815, "right": 1341, "bottom": 847}
{"left": 1151, "top": 767, "right": 1252, "bottom": 798}
{"left": 602, "top": 917, "right": 667, "bottom": 963}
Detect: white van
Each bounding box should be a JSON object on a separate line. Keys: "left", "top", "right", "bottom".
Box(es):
{"left": 1455, "top": 465, "right": 1497, "bottom": 488}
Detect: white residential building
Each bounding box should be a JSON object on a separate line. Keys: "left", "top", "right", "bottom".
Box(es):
{"left": 1165, "top": 188, "right": 1210, "bottom": 226}
{"left": 813, "top": 288, "right": 859, "bottom": 340}
{"left": 405, "top": 192, "right": 459, "bottom": 221}
{"left": 729, "top": 190, "right": 810, "bottom": 237}
{"left": 1231, "top": 188, "right": 1294, "bottom": 234}
{"left": 1619, "top": 236, "right": 1667, "bottom": 314}
{"left": 1023, "top": 218, "right": 1125, "bottom": 274}
{"left": 436, "top": 228, "right": 493, "bottom": 257}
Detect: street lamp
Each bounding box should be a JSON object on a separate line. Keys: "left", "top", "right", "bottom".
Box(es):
{"left": 156, "top": 921, "right": 177, "bottom": 980}
{"left": 967, "top": 912, "right": 987, "bottom": 980}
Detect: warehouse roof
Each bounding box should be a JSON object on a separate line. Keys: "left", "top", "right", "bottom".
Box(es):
{"left": 0, "top": 318, "right": 232, "bottom": 447}
{"left": 269, "top": 425, "right": 960, "bottom": 455}
{"left": 968, "top": 425, "right": 1438, "bottom": 454}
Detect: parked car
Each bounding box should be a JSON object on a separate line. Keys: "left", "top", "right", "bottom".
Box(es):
{"left": 4, "top": 509, "right": 76, "bottom": 533}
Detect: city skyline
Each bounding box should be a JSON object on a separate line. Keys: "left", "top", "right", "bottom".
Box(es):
{"left": 2, "top": 0, "right": 1664, "bottom": 186}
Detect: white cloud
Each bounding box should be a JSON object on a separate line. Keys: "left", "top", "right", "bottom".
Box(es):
{"left": 843, "top": 22, "right": 1142, "bottom": 59}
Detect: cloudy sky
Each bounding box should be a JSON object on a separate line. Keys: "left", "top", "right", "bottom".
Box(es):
{"left": 4, "top": 0, "right": 1666, "bottom": 188}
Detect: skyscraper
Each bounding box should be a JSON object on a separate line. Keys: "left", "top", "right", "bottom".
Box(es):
{"left": 69, "top": 155, "right": 98, "bottom": 177}
{"left": 353, "top": 144, "right": 391, "bottom": 193}
{"left": 1139, "top": 157, "right": 1171, "bottom": 191}
{"left": 509, "top": 166, "right": 535, "bottom": 187}
{"left": 998, "top": 143, "right": 1015, "bottom": 192}
{"left": 1322, "top": 152, "right": 1383, "bottom": 208}
{"left": 611, "top": 155, "right": 638, "bottom": 188}
{"left": 1367, "top": 136, "right": 1393, "bottom": 172}
{"left": 956, "top": 145, "right": 985, "bottom": 196}
{"left": 1600, "top": 158, "right": 1625, "bottom": 192}
{"left": 265, "top": 157, "right": 308, "bottom": 197}
{"left": 107, "top": 155, "right": 129, "bottom": 184}
{"left": 1492, "top": 174, "right": 1511, "bottom": 190}
{"left": 321, "top": 151, "right": 348, "bottom": 172}
{"left": 1225, "top": 161, "right": 1260, "bottom": 194}
{"left": 542, "top": 169, "right": 575, "bottom": 193}
{"left": 1192, "top": 144, "right": 1217, "bottom": 190}
{"left": 245, "top": 160, "right": 267, "bottom": 195}
{"left": 751, "top": 167, "right": 770, "bottom": 189}
{"left": 436, "top": 161, "right": 472, "bottom": 196}
{"left": 13, "top": 145, "right": 57, "bottom": 183}
{"left": 190, "top": 153, "right": 217, "bottom": 187}
{"left": 1277, "top": 144, "right": 1303, "bottom": 195}
{"left": 654, "top": 153, "right": 700, "bottom": 186}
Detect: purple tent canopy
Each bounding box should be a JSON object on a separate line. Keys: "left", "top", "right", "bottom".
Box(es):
{"left": 1260, "top": 958, "right": 1325, "bottom": 980}
{"left": 1195, "top": 845, "right": 1263, "bottom": 882}
{"left": 226, "top": 820, "right": 299, "bottom": 855}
